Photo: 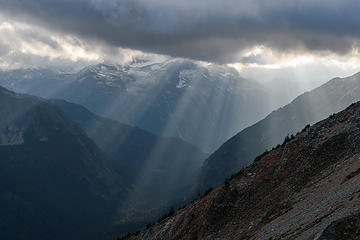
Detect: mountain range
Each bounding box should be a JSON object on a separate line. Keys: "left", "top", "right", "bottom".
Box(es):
{"left": 0, "top": 59, "right": 275, "bottom": 153}
{"left": 2, "top": 62, "right": 360, "bottom": 239}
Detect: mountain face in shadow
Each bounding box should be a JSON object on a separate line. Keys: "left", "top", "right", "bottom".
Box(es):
{"left": 0, "top": 87, "right": 127, "bottom": 240}
{"left": 49, "top": 99, "right": 206, "bottom": 226}
{"left": 0, "top": 86, "right": 207, "bottom": 239}
{"left": 199, "top": 72, "right": 360, "bottom": 190}
{"left": 0, "top": 60, "right": 272, "bottom": 153}
{"left": 124, "top": 100, "right": 360, "bottom": 240}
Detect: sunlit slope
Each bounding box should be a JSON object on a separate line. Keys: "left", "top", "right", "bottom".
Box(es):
{"left": 200, "top": 72, "right": 360, "bottom": 190}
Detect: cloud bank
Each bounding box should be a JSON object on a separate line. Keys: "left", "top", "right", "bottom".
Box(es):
{"left": 1, "top": 0, "right": 360, "bottom": 63}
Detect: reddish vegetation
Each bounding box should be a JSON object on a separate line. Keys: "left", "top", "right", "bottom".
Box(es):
{"left": 126, "top": 102, "right": 360, "bottom": 240}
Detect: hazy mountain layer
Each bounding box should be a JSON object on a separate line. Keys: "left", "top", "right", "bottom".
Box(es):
{"left": 200, "top": 72, "right": 360, "bottom": 190}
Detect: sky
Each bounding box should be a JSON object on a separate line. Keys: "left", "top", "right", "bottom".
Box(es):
{"left": 0, "top": 0, "right": 360, "bottom": 87}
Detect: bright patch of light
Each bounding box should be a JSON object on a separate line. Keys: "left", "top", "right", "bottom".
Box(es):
{"left": 19, "top": 37, "right": 100, "bottom": 62}
{"left": 243, "top": 45, "right": 266, "bottom": 57}
{"left": 53, "top": 36, "right": 101, "bottom": 62}
{"left": 0, "top": 22, "right": 14, "bottom": 31}
{"left": 229, "top": 45, "right": 360, "bottom": 74}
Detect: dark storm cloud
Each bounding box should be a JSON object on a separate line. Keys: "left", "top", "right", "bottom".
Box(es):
{"left": 1, "top": 0, "right": 360, "bottom": 63}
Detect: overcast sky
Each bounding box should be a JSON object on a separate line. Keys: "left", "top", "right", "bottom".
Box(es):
{"left": 0, "top": 0, "right": 360, "bottom": 86}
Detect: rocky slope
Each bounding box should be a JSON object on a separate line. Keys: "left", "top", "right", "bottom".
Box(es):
{"left": 0, "top": 59, "right": 272, "bottom": 152}
{"left": 200, "top": 71, "right": 360, "bottom": 190}
{"left": 125, "top": 100, "right": 360, "bottom": 240}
